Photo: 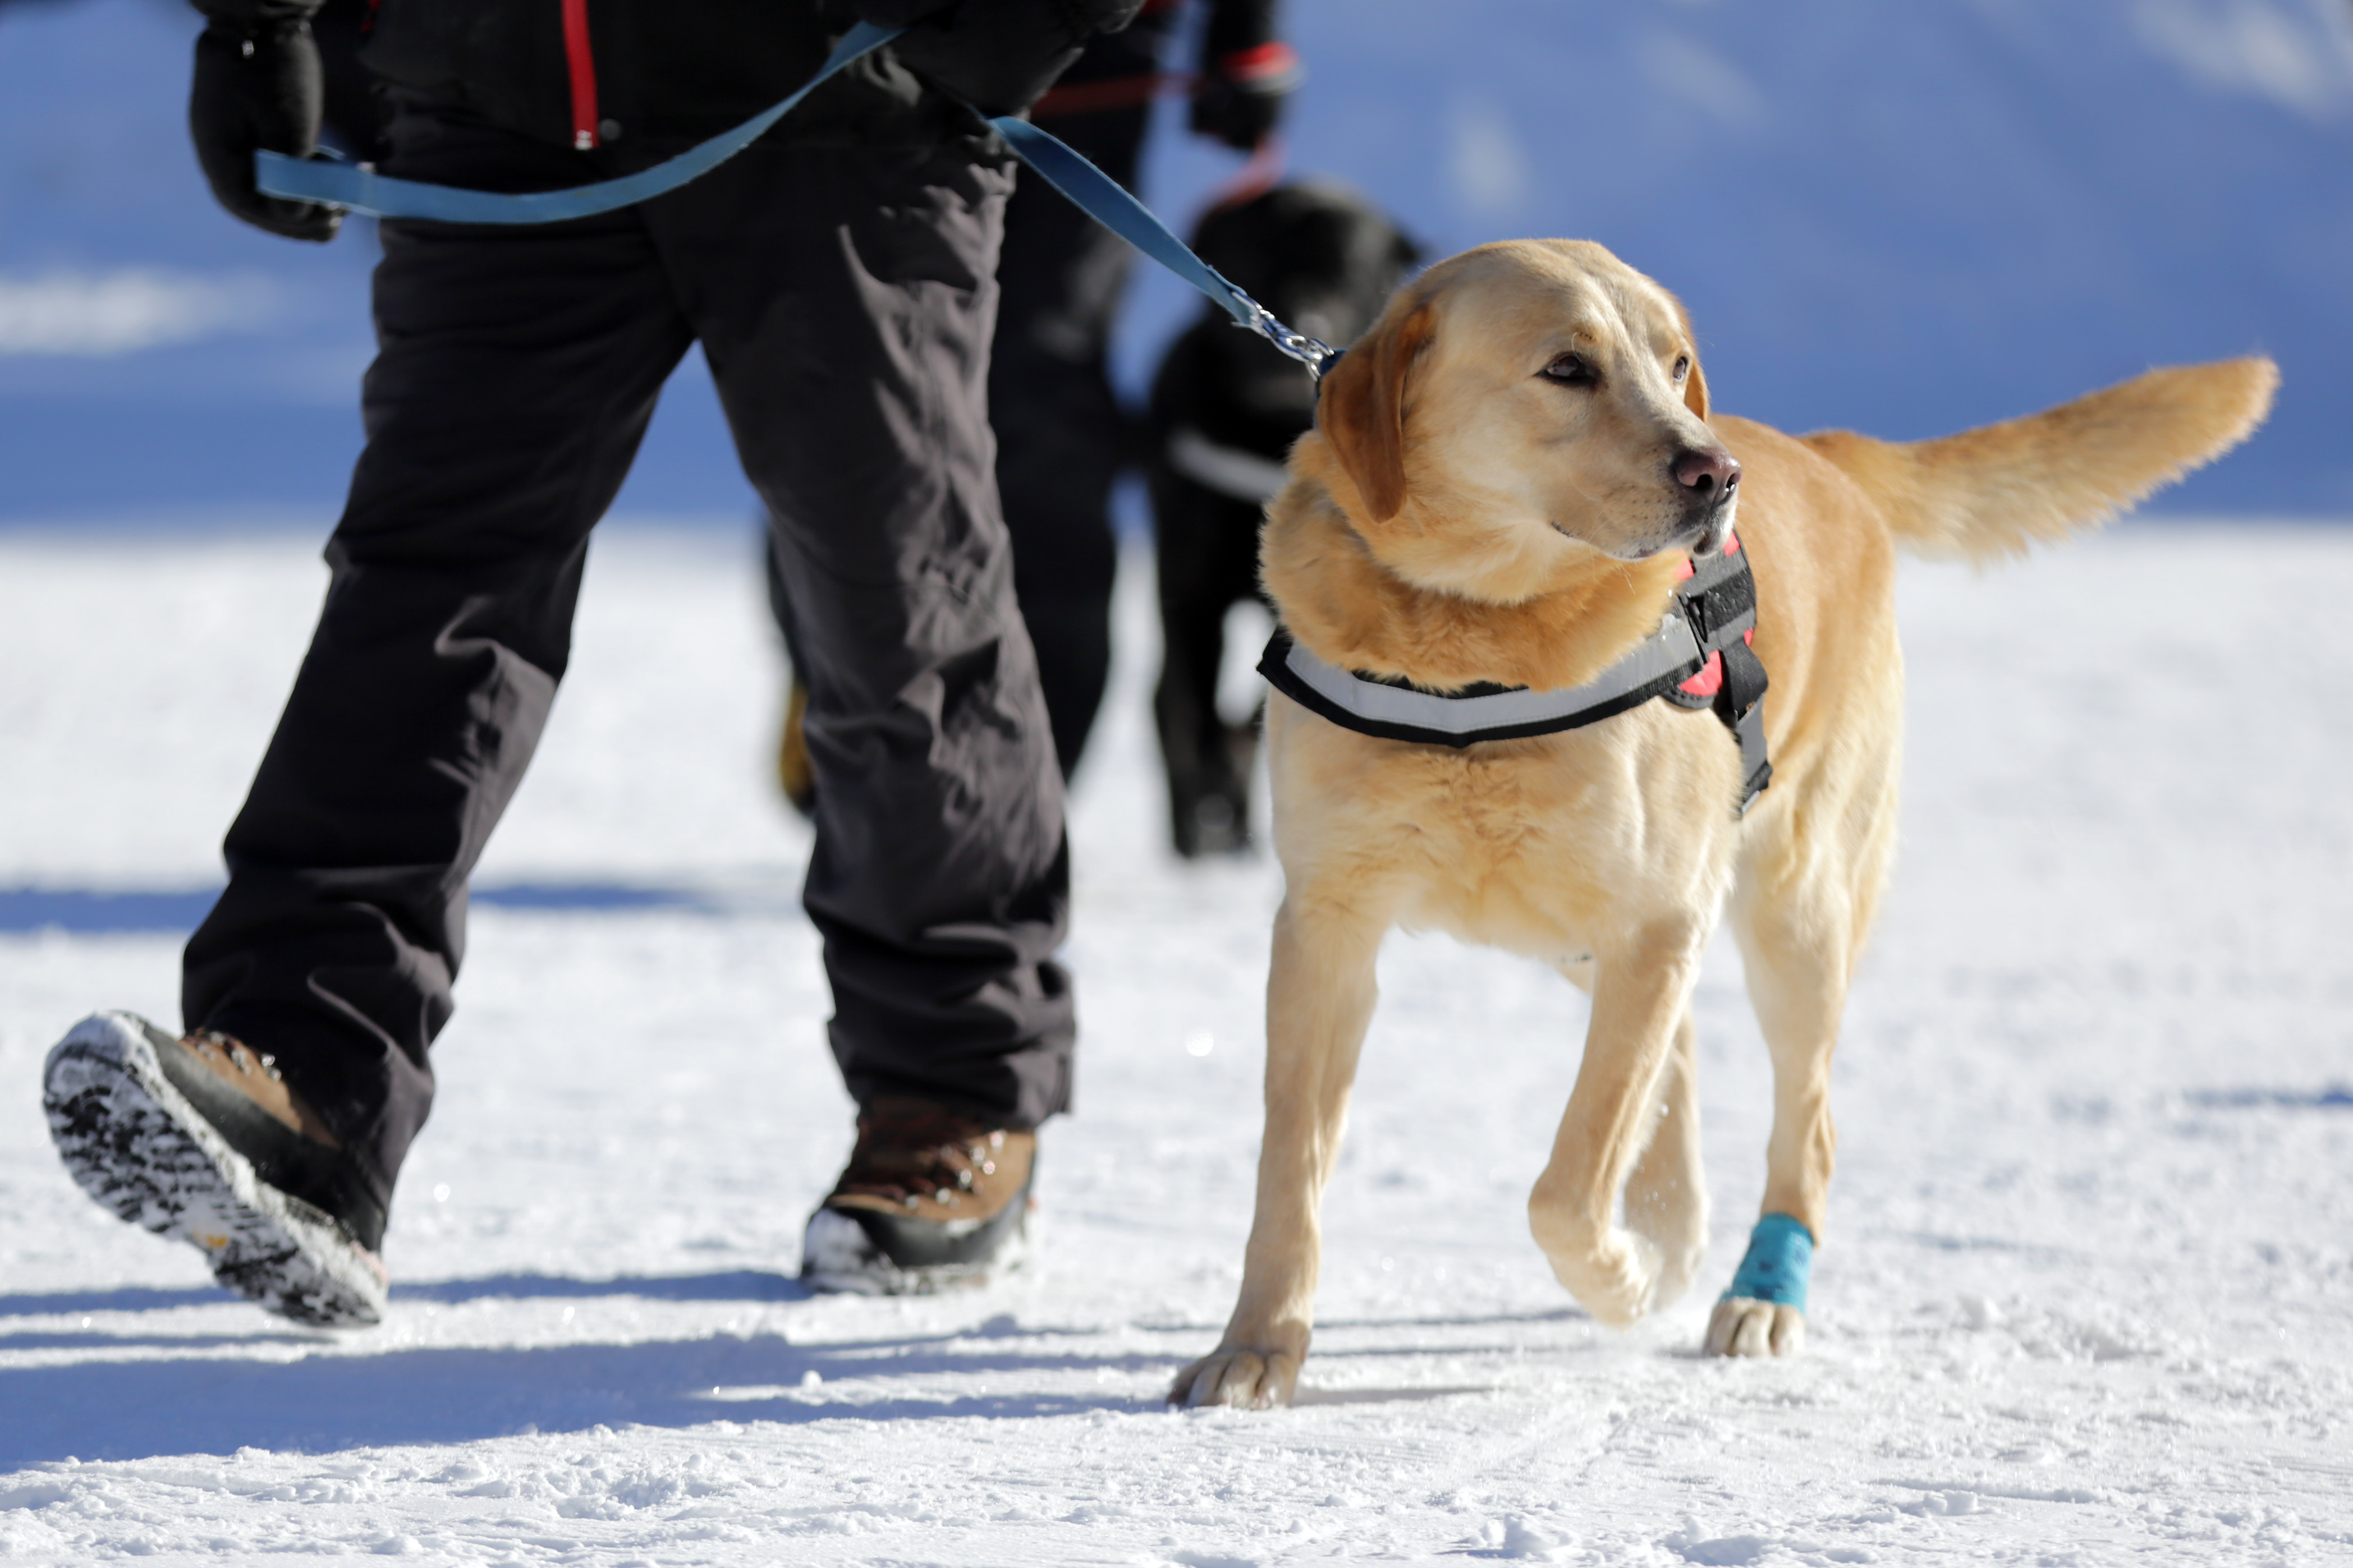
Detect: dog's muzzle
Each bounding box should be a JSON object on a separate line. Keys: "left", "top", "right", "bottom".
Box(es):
{"left": 1669, "top": 445, "right": 1742, "bottom": 556}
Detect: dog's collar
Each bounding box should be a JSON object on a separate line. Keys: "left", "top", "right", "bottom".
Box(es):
{"left": 1259, "top": 533, "right": 1773, "bottom": 813}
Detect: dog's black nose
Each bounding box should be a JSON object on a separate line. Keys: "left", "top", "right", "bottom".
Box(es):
{"left": 1672, "top": 447, "right": 1742, "bottom": 501}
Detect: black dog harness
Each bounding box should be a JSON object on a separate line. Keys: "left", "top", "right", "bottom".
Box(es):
{"left": 1259, "top": 535, "right": 1773, "bottom": 814}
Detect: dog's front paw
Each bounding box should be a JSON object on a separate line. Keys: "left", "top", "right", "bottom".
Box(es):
{"left": 1168, "top": 1345, "right": 1302, "bottom": 1409}
{"left": 1535, "top": 1224, "right": 1665, "bottom": 1327}
{"left": 1705, "top": 1296, "right": 1804, "bottom": 1357}
{"left": 1704, "top": 1213, "right": 1813, "bottom": 1357}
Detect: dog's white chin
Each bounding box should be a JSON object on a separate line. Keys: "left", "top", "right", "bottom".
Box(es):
{"left": 1692, "top": 504, "right": 1739, "bottom": 554}
{"left": 1598, "top": 505, "right": 1739, "bottom": 563}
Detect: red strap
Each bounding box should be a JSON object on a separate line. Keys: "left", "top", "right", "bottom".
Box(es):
{"left": 1031, "top": 73, "right": 1174, "bottom": 119}
{"left": 1218, "top": 42, "right": 1301, "bottom": 87}
{"left": 562, "top": 0, "right": 599, "bottom": 150}
{"left": 1679, "top": 650, "right": 1724, "bottom": 699}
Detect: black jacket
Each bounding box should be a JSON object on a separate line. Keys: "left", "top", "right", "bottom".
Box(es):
{"left": 205, "top": 0, "right": 1157, "bottom": 156}
{"left": 209, "top": 0, "right": 1273, "bottom": 161}
{"left": 360, "top": 0, "right": 943, "bottom": 153}
{"left": 1042, "top": 0, "right": 1276, "bottom": 99}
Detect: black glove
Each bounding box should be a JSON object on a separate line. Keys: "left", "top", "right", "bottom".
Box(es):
{"left": 863, "top": 0, "right": 1148, "bottom": 118}
{"left": 1190, "top": 41, "right": 1300, "bottom": 151}
{"left": 190, "top": 17, "right": 341, "bottom": 242}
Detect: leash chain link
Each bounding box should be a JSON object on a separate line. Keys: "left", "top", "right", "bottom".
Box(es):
{"left": 1230, "top": 289, "right": 1338, "bottom": 382}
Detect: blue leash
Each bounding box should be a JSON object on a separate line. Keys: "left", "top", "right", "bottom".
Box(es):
{"left": 254, "top": 22, "right": 1337, "bottom": 379}
{"left": 254, "top": 22, "right": 900, "bottom": 228}
{"left": 983, "top": 116, "right": 1334, "bottom": 375}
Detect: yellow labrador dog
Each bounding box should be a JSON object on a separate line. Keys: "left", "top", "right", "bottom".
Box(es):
{"left": 1171, "top": 239, "right": 2274, "bottom": 1409}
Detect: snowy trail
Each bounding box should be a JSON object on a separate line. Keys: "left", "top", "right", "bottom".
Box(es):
{"left": 1, "top": 522, "right": 2348, "bottom": 1565}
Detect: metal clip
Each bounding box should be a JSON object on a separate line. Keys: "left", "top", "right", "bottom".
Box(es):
{"left": 1228, "top": 290, "right": 1338, "bottom": 383}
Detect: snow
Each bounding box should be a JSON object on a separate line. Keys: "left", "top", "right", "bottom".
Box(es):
{"left": 2, "top": 518, "right": 2351, "bottom": 1565}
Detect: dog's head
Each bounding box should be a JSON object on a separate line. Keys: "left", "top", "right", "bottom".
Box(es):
{"left": 1313, "top": 240, "right": 1739, "bottom": 599}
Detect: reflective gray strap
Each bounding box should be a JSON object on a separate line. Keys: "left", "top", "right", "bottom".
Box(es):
{"left": 1277, "top": 613, "right": 1701, "bottom": 738}
{"left": 1167, "top": 427, "right": 1290, "bottom": 504}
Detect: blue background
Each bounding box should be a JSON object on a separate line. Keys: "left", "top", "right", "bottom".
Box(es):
{"left": 1, "top": 0, "right": 2347, "bottom": 523}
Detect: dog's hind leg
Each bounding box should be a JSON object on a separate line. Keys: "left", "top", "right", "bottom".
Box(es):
{"left": 1152, "top": 488, "right": 1264, "bottom": 857}
{"left": 1528, "top": 917, "right": 1710, "bottom": 1328}
{"left": 1171, "top": 890, "right": 1388, "bottom": 1408}
{"left": 1623, "top": 1008, "right": 1710, "bottom": 1310}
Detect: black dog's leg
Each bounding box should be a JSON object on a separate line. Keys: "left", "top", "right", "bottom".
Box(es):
{"left": 1153, "top": 470, "right": 1267, "bottom": 857}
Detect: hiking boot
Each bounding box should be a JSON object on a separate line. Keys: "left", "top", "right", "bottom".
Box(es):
{"left": 800, "top": 1098, "right": 1036, "bottom": 1294}
{"left": 42, "top": 1011, "right": 390, "bottom": 1327}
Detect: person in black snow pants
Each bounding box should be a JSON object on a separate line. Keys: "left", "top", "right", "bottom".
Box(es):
{"left": 37, "top": 0, "right": 1146, "bottom": 1327}
{"left": 772, "top": 0, "right": 1299, "bottom": 803}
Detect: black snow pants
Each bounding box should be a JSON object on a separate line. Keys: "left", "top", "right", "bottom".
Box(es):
{"left": 985, "top": 100, "right": 1150, "bottom": 777}
{"left": 182, "top": 101, "right": 1075, "bottom": 1219}
{"left": 763, "top": 98, "right": 1150, "bottom": 780}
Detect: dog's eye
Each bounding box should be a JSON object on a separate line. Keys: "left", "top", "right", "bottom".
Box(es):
{"left": 1541, "top": 353, "right": 1597, "bottom": 388}
{"left": 1673, "top": 355, "right": 1691, "bottom": 380}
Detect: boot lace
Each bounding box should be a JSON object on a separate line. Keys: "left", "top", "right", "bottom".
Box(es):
{"left": 837, "top": 1104, "right": 1009, "bottom": 1210}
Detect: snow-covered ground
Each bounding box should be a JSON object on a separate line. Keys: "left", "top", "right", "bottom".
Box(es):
{"left": 1, "top": 519, "right": 2349, "bottom": 1565}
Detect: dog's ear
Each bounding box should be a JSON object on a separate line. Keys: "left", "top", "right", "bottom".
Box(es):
{"left": 1318, "top": 300, "right": 1433, "bottom": 523}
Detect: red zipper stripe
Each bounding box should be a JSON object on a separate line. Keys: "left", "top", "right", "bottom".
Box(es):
{"left": 561, "top": 0, "right": 599, "bottom": 150}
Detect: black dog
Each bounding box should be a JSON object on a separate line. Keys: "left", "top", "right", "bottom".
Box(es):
{"left": 1148, "top": 180, "right": 1419, "bottom": 856}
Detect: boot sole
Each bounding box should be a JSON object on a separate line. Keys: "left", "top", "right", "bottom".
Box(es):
{"left": 800, "top": 1202, "right": 1033, "bottom": 1296}
{"left": 42, "top": 1012, "right": 388, "bottom": 1328}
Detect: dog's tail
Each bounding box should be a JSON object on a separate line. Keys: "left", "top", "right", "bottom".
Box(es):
{"left": 1800, "top": 357, "right": 2277, "bottom": 564}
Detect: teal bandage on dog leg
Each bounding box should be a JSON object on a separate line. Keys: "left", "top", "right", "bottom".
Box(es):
{"left": 1721, "top": 1213, "right": 1814, "bottom": 1309}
